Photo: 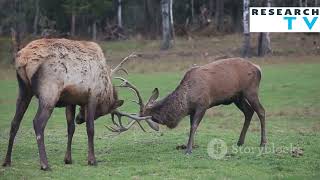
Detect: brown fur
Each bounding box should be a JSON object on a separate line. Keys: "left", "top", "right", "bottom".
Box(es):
{"left": 141, "top": 58, "right": 266, "bottom": 154}
{"left": 3, "top": 38, "right": 123, "bottom": 170}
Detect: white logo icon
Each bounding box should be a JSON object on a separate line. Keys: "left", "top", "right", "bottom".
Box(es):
{"left": 207, "top": 138, "right": 228, "bottom": 160}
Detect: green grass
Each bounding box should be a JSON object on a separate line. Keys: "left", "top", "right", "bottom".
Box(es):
{"left": 0, "top": 61, "right": 320, "bottom": 179}
{"left": 0, "top": 37, "right": 13, "bottom": 65}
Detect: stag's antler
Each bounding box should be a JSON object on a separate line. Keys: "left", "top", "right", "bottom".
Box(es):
{"left": 111, "top": 53, "right": 136, "bottom": 76}
{"left": 114, "top": 77, "right": 144, "bottom": 111}
{"left": 108, "top": 57, "right": 159, "bottom": 133}
{"left": 105, "top": 110, "right": 158, "bottom": 133}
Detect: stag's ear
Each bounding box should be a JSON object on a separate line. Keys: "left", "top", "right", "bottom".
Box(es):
{"left": 147, "top": 88, "right": 159, "bottom": 106}
{"left": 114, "top": 100, "right": 124, "bottom": 109}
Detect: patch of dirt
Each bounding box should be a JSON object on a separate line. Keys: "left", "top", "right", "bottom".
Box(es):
{"left": 0, "top": 66, "right": 15, "bottom": 80}
{"left": 205, "top": 109, "right": 226, "bottom": 118}
{"left": 0, "top": 98, "right": 16, "bottom": 105}
{"left": 176, "top": 144, "right": 199, "bottom": 150}
{"left": 311, "top": 123, "right": 320, "bottom": 132}
{"left": 269, "top": 107, "right": 320, "bottom": 118}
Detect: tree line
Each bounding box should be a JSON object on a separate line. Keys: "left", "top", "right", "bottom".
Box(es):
{"left": 0, "top": 0, "right": 318, "bottom": 55}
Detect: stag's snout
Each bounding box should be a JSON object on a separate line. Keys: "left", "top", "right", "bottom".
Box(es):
{"left": 75, "top": 112, "right": 85, "bottom": 124}
{"left": 75, "top": 107, "right": 86, "bottom": 124}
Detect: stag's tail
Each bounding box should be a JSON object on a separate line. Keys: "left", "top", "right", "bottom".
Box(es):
{"left": 253, "top": 64, "right": 262, "bottom": 81}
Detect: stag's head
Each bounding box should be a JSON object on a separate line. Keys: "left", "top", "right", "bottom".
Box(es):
{"left": 75, "top": 53, "right": 159, "bottom": 133}
{"left": 139, "top": 88, "right": 159, "bottom": 117}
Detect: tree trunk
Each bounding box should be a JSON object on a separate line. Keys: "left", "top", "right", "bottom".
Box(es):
{"left": 300, "top": 0, "right": 303, "bottom": 7}
{"left": 209, "top": 0, "right": 214, "bottom": 18}
{"left": 92, "top": 21, "right": 97, "bottom": 41}
{"left": 316, "top": 0, "right": 318, "bottom": 6}
{"left": 258, "top": 0, "right": 272, "bottom": 57}
{"left": 144, "top": 0, "right": 161, "bottom": 39}
{"left": 10, "top": 28, "right": 19, "bottom": 64}
{"left": 12, "top": 0, "right": 22, "bottom": 62}
{"left": 305, "top": 0, "right": 308, "bottom": 7}
{"left": 215, "top": 0, "right": 224, "bottom": 31}
{"left": 33, "top": 0, "right": 40, "bottom": 35}
{"left": 258, "top": 32, "right": 271, "bottom": 56}
{"left": 144, "top": 0, "right": 151, "bottom": 35}
{"left": 231, "top": 0, "right": 241, "bottom": 32}
{"left": 242, "top": 0, "right": 250, "bottom": 58}
{"left": 71, "top": 11, "right": 76, "bottom": 37}
{"left": 161, "top": 0, "right": 171, "bottom": 50}
{"left": 117, "top": 0, "right": 122, "bottom": 28}
{"left": 169, "top": 0, "right": 175, "bottom": 43}
{"left": 191, "top": 0, "right": 194, "bottom": 24}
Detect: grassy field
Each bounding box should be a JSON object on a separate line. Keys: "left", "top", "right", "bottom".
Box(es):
{"left": 0, "top": 35, "right": 320, "bottom": 179}
{"left": 0, "top": 60, "right": 320, "bottom": 179}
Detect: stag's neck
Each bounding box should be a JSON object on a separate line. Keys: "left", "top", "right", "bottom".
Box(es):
{"left": 151, "top": 87, "right": 189, "bottom": 129}
{"left": 95, "top": 71, "right": 115, "bottom": 107}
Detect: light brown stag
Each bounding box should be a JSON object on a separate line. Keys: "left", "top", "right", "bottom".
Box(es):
{"left": 2, "top": 38, "right": 157, "bottom": 170}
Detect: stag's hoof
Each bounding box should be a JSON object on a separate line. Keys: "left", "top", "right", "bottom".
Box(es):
{"left": 88, "top": 160, "right": 97, "bottom": 166}
{"left": 2, "top": 160, "right": 11, "bottom": 167}
{"left": 185, "top": 149, "right": 192, "bottom": 155}
{"left": 176, "top": 144, "right": 199, "bottom": 150}
{"left": 64, "top": 158, "right": 72, "bottom": 164}
{"left": 75, "top": 115, "right": 85, "bottom": 124}
{"left": 260, "top": 142, "right": 267, "bottom": 147}
{"left": 237, "top": 141, "right": 244, "bottom": 146}
{"left": 40, "top": 165, "right": 51, "bottom": 171}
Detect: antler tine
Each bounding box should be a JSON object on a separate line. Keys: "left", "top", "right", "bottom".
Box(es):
{"left": 111, "top": 52, "right": 136, "bottom": 76}
{"left": 114, "top": 110, "right": 152, "bottom": 121}
{"left": 117, "top": 67, "right": 128, "bottom": 75}
{"left": 111, "top": 113, "right": 120, "bottom": 126}
{"left": 106, "top": 110, "right": 152, "bottom": 133}
{"left": 105, "top": 111, "right": 159, "bottom": 133}
{"left": 131, "top": 100, "right": 140, "bottom": 105}
{"left": 114, "top": 77, "right": 144, "bottom": 110}
{"left": 105, "top": 120, "right": 137, "bottom": 133}
{"left": 136, "top": 121, "right": 147, "bottom": 132}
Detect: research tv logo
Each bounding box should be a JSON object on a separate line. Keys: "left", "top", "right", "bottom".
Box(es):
{"left": 250, "top": 7, "right": 320, "bottom": 32}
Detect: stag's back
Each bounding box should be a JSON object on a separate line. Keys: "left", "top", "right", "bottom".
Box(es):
{"left": 16, "top": 38, "right": 107, "bottom": 85}
{"left": 181, "top": 58, "right": 261, "bottom": 106}
{"left": 15, "top": 38, "right": 114, "bottom": 105}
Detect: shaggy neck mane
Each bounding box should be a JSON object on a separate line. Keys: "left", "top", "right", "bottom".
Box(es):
{"left": 151, "top": 86, "right": 189, "bottom": 129}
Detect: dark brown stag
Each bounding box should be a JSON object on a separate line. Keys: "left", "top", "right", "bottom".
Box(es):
{"left": 109, "top": 58, "right": 266, "bottom": 154}
{"left": 2, "top": 38, "right": 156, "bottom": 170}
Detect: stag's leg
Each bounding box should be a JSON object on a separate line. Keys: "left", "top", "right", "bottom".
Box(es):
{"left": 64, "top": 105, "right": 76, "bottom": 164}
{"left": 234, "top": 97, "right": 254, "bottom": 146}
{"left": 244, "top": 92, "right": 266, "bottom": 147}
{"left": 185, "top": 108, "right": 206, "bottom": 154}
{"left": 85, "top": 100, "right": 97, "bottom": 166}
{"left": 176, "top": 113, "right": 198, "bottom": 150}
{"left": 189, "top": 113, "right": 195, "bottom": 147}
{"left": 3, "top": 75, "right": 32, "bottom": 167}
{"left": 33, "top": 98, "right": 56, "bottom": 171}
